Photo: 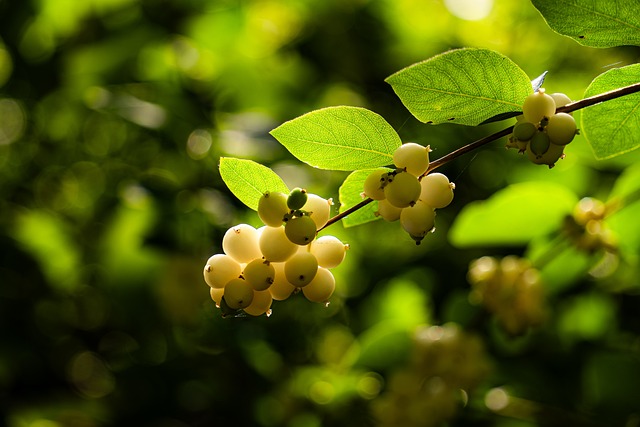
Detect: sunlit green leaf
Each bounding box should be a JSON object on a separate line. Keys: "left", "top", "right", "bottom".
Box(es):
{"left": 386, "top": 48, "right": 532, "bottom": 126}
{"left": 219, "top": 157, "right": 289, "bottom": 211}
{"left": 531, "top": 0, "right": 640, "bottom": 48}
{"left": 449, "top": 182, "right": 578, "bottom": 247}
{"left": 581, "top": 64, "right": 640, "bottom": 159}
{"left": 338, "top": 168, "right": 392, "bottom": 228}
{"left": 270, "top": 106, "right": 401, "bottom": 171}
{"left": 558, "top": 293, "right": 616, "bottom": 341}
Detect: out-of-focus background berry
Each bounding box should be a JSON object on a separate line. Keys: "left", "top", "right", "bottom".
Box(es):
{"left": 1, "top": 0, "right": 639, "bottom": 426}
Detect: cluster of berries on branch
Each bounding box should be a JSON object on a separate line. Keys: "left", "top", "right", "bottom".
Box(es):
{"left": 204, "top": 188, "right": 348, "bottom": 317}
{"left": 373, "top": 324, "right": 490, "bottom": 427}
{"left": 467, "top": 256, "right": 546, "bottom": 336}
{"left": 506, "top": 89, "right": 578, "bottom": 167}
{"left": 564, "top": 197, "right": 617, "bottom": 254}
{"left": 363, "top": 143, "right": 455, "bottom": 244}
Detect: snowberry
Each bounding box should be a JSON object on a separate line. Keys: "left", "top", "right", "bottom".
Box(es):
{"left": 284, "top": 252, "right": 318, "bottom": 287}
{"left": 224, "top": 277, "right": 254, "bottom": 309}
{"left": 549, "top": 92, "right": 572, "bottom": 109}
{"left": 522, "top": 89, "right": 556, "bottom": 124}
{"left": 419, "top": 173, "right": 454, "bottom": 209}
{"left": 302, "top": 193, "right": 332, "bottom": 228}
{"left": 546, "top": 113, "right": 577, "bottom": 145}
{"left": 203, "top": 254, "right": 242, "bottom": 288}
{"left": 243, "top": 289, "right": 273, "bottom": 316}
{"left": 384, "top": 171, "right": 421, "bottom": 208}
{"left": 393, "top": 143, "right": 430, "bottom": 177}
{"left": 527, "top": 131, "right": 551, "bottom": 158}
{"left": 243, "top": 258, "right": 275, "bottom": 291}
{"left": 310, "top": 235, "right": 349, "bottom": 268}
{"left": 285, "top": 215, "right": 317, "bottom": 246}
{"left": 512, "top": 121, "right": 537, "bottom": 141}
{"left": 269, "top": 262, "right": 297, "bottom": 300}
{"left": 287, "top": 187, "right": 308, "bottom": 210}
{"left": 363, "top": 169, "right": 389, "bottom": 200}
{"left": 302, "top": 267, "right": 336, "bottom": 303}
{"left": 258, "top": 191, "right": 289, "bottom": 227}
{"left": 376, "top": 199, "right": 402, "bottom": 222}
{"left": 222, "top": 224, "right": 262, "bottom": 263}
{"left": 400, "top": 200, "right": 436, "bottom": 243}
{"left": 259, "top": 225, "right": 298, "bottom": 262}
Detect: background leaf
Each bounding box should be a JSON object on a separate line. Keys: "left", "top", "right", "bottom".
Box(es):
{"left": 219, "top": 157, "right": 289, "bottom": 211}
{"left": 449, "top": 182, "right": 578, "bottom": 247}
{"left": 581, "top": 64, "right": 640, "bottom": 159}
{"left": 338, "top": 169, "right": 391, "bottom": 228}
{"left": 531, "top": 0, "right": 640, "bottom": 48}
{"left": 385, "top": 48, "right": 532, "bottom": 126}
{"left": 270, "top": 106, "right": 401, "bottom": 171}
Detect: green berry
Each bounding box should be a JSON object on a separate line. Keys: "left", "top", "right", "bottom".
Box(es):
{"left": 243, "top": 258, "right": 275, "bottom": 291}
{"left": 384, "top": 171, "right": 421, "bottom": 208}
{"left": 284, "top": 252, "right": 318, "bottom": 287}
{"left": 363, "top": 169, "right": 389, "bottom": 200}
{"left": 528, "top": 140, "right": 564, "bottom": 167}
{"left": 528, "top": 131, "right": 551, "bottom": 158}
{"left": 393, "top": 143, "right": 430, "bottom": 177}
{"left": 285, "top": 215, "right": 317, "bottom": 246}
{"left": 287, "top": 188, "right": 308, "bottom": 210}
{"left": 512, "top": 121, "right": 537, "bottom": 141}
{"left": 522, "top": 89, "right": 556, "bottom": 124}
{"left": 546, "top": 113, "right": 577, "bottom": 146}
{"left": 258, "top": 191, "right": 289, "bottom": 226}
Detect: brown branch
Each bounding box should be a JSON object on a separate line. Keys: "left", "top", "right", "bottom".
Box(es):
{"left": 320, "top": 81, "right": 640, "bottom": 229}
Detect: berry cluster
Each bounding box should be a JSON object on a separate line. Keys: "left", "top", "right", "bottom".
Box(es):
{"left": 363, "top": 143, "right": 455, "bottom": 244}
{"left": 467, "top": 256, "right": 546, "bottom": 336}
{"left": 373, "top": 324, "right": 490, "bottom": 427}
{"left": 506, "top": 89, "right": 578, "bottom": 167}
{"left": 564, "top": 197, "right": 617, "bottom": 253}
{"left": 203, "top": 189, "right": 349, "bottom": 317}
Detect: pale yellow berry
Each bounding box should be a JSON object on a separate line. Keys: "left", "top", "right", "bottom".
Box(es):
{"left": 203, "top": 254, "right": 242, "bottom": 288}
{"left": 310, "top": 235, "right": 348, "bottom": 268}
{"left": 269, "top": 262, "right": 297, "bottom": 300}
{"left": 259, "top": 225, "right": 298, "bottom": 262}
{"left": 284, "top": 252, "right": 318, "bottom": 287}
{"left": 302, "top": 267, "right": 336, "bottom": 303}
{"left": 222, "top": 224, "right": 262, "bottom": 263}
{"left": 224, "top": 278, "right": 254, "bottom": 309}
{"left": 243, "top": 289, "right": 273, "bottom": 316}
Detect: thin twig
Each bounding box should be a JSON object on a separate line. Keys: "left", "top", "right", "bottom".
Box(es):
{"left": 320, "top": 82, "right": 640, "bottom": 228}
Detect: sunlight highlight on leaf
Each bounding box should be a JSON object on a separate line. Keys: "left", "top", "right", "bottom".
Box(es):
{"left": 581, "top": 64, "right": 640, "bottom": 160}
{"left": 270, "top": 106, "right": 401, "bottom": 171}
{"left": 386, "top": 48, "right": 532, "bottom": 126}
{"left": 219, "top": 157, "right": 289, "bottom": 211}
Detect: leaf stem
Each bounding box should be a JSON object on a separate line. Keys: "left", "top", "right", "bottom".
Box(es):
{"left": 321, "top": 82, "right": 640, "bottom": 228}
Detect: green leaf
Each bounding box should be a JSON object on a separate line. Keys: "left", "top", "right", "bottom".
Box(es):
{"left": 449, "top": 182, "right": 578, "bottom": 247}
{"left": 218, "top": 157, "right": 289, "bottom": 211}
{"left": 385, "top": 48, "right": 532, "bottom": 126}
{"left": 581, "top": 64, "right": 640, "bottom": 159}
{"left": 270, "top": 106, "right": 401, "bottom": 171}
{"left": 338, "top": 168, "right": 392, "bottom": 228}
{"left": 531, "top": 0, "right": 640, "bottom": 48}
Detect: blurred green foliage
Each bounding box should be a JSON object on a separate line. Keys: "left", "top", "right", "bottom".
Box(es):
{"left": 1, "top": 0, "right": 640, "bottom": 426}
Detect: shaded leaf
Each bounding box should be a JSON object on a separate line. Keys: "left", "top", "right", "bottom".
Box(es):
{"left": 581, "top": 64, "right": 640, "bottom": 159}
{"left": 219, "top": 157, "right": 289, "bottom": 211}
{"left": 449, "top": 182, "right": 578, "bottom": 247}
{"left": 386, "top": 48, "right": 532, "bottom": 126}
{"left": 270, "top": 106, "right": 401, "bottom": 171}
{"left": 531, "top": 0, "right": 640, "bottom": 48}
